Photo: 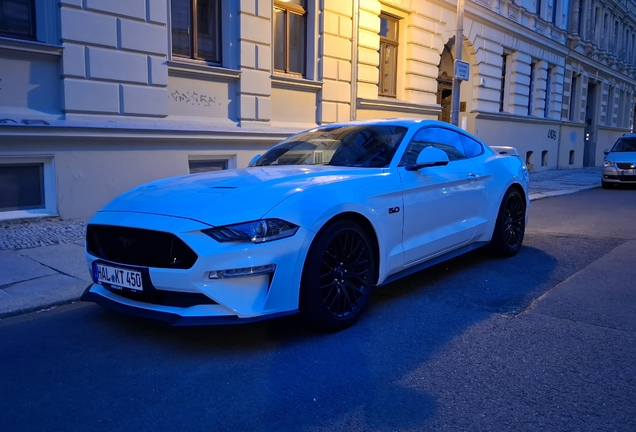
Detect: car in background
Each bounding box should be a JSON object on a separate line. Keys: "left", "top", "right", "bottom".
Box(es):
{"left": 602, "top": 134, "right": 636, "bottom": 188}
{"left": 82, "top": 119, "right": 529, "bottom": 331}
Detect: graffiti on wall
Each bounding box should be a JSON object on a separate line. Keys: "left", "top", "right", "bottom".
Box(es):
{"left": 170, "top": 90, "right": 220, "bottom": 107}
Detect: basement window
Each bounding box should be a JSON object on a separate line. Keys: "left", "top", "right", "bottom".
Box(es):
{"left": 188, "top": 158, "right": 228, "bottom": 173}
{"left": 0, "top": 157, "right": 57, "bottom": 220}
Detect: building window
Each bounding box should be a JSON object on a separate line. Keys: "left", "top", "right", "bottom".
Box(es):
{"left": 0, "top": 157, "right": 56, "bottom": 219}
{"left": 608, "top": 86, "right": 615, "bottom": 126}
{"left": 614, "top": 20, "right": 619, "bottom": 55}
{"left": 0, "top": 0, "right": 36, "bottom": 40}
{"left": 535, "top": 0, "right": 541, "bottom": 16}
{"left": 528, "top": 62, "right": 535, "bottom": 116}
{"left": 188, "top": 158, "right": 228, "bottom": 173}
{"left": 544, "top": 67, "right": 552, "bottom": 118}
{"left": 171, "top": 0, "right": 221, "bottom": 63}
{"left": 551, "top": 0, "right": 558, "bottom": 24}
{"left": 499, "top": 54, "right": 508, "bottom": 112}
{"left": 378, "top": 13, "right": 399, "bottom": 97}
{"left": 0, "top": 163, "right": 43, "bottom": 211}
{"left": 273, "top": 0, "right": 306, "bottom": 76}
{"left": 569, "top": 74, "right": 578, "bottom": 121}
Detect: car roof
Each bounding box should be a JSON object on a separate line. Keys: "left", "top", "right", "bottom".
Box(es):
{"left": 319, "top": 118, "right": 467, "bottom": 132}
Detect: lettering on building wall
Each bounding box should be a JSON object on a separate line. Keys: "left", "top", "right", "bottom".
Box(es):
{"left": 547, "top": 129, "right": 557, "bottom": 140}
{"left": 170, "top": 90, "right": 220, "bottom": 107}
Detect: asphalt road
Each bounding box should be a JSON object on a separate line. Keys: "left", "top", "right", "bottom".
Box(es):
{"left": 1, "top": 188, "right": 635, "bottom": 432}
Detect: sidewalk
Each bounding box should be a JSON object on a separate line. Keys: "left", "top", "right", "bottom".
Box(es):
{"left": 0, "top": 167, "right": 602, "bottom": 319}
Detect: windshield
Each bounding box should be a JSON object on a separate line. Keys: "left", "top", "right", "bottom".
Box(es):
{"left": 253, "top": 125, "right": 408, "bottom": 168}
{"left": 612, "top": 137, "right": 636, "bottom": 152}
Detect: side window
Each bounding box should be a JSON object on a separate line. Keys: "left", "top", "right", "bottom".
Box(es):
{"left": 458, "top": 134, "right": 483, "bottom": 158}
{"left": 401, "top": 127, "right": 466, "bottom": 165}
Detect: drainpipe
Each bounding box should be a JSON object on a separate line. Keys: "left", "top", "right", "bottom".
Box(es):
{"left": 350, "top": 0, "right": 360, "bottom": 121}
{"left": 450, "top": 0, "right": 465, "bottom": 127}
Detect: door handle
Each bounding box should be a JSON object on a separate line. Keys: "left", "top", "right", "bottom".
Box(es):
{"left": 467, "top": 173, "right": 480, "bottom": 182}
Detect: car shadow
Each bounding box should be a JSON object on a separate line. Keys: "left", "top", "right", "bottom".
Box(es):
{"left": 68, "top": 243, "right": 561, "bottom": 430}
{"left": 4, "top": 231, "right": 618, "bottom": 431}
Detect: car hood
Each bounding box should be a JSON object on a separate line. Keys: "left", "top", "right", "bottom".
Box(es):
{"left": 98, "top": 166, "right": 381, "bottom": 226}
{"left": 606, "top": 151, "right": 636, "bottom": 163}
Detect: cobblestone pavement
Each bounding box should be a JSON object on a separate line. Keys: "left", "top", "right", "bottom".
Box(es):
{"left": 0, "top": 217, "right": 87, "bottom": 251}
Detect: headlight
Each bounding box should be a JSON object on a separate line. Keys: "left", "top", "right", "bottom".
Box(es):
{"left": 603, "top": 160, "right": 615, "bottom": 168}
{"left": 203, "top": 219, "right": 299, "bottom": 243}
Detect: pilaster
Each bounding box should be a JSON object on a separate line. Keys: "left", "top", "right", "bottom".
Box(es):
{"left": 238, "top": 0, "right": 272, "bottom": 127}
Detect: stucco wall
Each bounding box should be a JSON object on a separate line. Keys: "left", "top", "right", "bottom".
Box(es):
{"left": 0, "top": 132, "right": 285, "bottom": 219}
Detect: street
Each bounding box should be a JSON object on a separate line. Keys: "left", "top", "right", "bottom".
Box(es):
{"left": 1, "top": 188, "right": 635, "bottom": 432}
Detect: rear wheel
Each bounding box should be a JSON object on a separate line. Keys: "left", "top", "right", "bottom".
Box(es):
{"left": 490, "top": 188, "right": 525, "bottom": 257}
{"left": 299, "top": 220, "right": 376, "bottom": 332}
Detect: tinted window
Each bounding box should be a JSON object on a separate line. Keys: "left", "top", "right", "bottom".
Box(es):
{"left": 459, "top": 134, "right": 483, "bottom": 158}
{"left": 254, "top": 125, "right": 408, "bottom": 168}
{"left": 401, "top": 127, "right": 466, "bottom": 165}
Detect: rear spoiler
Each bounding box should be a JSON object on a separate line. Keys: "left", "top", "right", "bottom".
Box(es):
{"left": 490, "top": 146, "right": 521, "bottom": 157}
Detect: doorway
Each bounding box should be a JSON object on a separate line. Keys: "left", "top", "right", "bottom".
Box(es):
{"left": 437, "top": 44, "right": 454, "bottom": 123}
{"left": 583, "top": 82, "right": 598, "bottom": 166}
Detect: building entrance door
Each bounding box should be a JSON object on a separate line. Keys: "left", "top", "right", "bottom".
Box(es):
{"left": 584, "top": 82, "right": 598, "bottom": 166}
{"left": 437, "top": 73, "right": 452, "bottom": 123}
{"left": 437, "top": 44, "right": 454, "bottom": 124}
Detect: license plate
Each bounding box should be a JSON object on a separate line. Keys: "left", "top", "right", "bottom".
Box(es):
{"left": 94, "top": 264, "right": 143, "bottom": 291}
{"left": 622, "top": 169, "right": 636, "bottom": 176}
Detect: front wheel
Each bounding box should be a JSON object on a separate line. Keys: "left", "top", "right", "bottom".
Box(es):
{"left": 299, "top": 220, "right": 377, "bottom": 332}
{"left": 490, "top": 188, "right": 526, "bottom": 257}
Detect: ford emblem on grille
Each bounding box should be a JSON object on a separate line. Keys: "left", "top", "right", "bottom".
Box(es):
{"left": 118, "top": 236, "right": 135, "bottom": 249}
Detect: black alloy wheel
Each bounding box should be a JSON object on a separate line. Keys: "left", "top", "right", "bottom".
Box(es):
{"left": 491, "top": 188, "right": 525, "bottom": 257}
{"left": 300, "top": 220, "right": 376, "bottom": 331}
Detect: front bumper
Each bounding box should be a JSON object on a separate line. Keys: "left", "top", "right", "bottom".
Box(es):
{"left": 602, "top": 169, "right": 636, "bottom": 184}
{"left": 82, "top": 211, "right": 312, "bottom": 325}
{"left": 81, "top": 284, "right": 297, "bottom": 325}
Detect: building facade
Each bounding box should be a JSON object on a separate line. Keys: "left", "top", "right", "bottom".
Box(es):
{"left": 1, "top": 0, "right": 635, "bottom": 220}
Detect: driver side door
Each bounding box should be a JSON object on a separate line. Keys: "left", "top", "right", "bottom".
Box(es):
{"left": 398, "top": 126, "right": 486, "bottom": 265}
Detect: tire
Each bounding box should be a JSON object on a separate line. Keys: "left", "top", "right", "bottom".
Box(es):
{"left": 490, "top": 188, "right": 526, "bottom": 257}
{"left": 299, "top": 220, "right": 377, "bottom": 332}
{"left": 601, "top": 180, "right": 612, "bottom": 189}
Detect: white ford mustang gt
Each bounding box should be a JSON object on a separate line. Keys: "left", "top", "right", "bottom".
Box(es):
{"left": 82, "top": 119, "right": 529, "bottom": 331}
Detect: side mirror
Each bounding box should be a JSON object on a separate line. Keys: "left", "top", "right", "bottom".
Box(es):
{"left": 248, "top": 154, "right": 262, "bottom": 167}
{"left": 405, "top": 146, "right": 450, "bottom": 171}
{"left": 603, "top": 149, "right": 610, "bottom": 155}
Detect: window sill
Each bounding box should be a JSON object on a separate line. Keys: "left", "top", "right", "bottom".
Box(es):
{"left": 168, "top": 60, "right": 241, "bottom": 80}
{"left": 271, "top": 74, "right": 322, "bottom": 90}
{"left": 0, "top": 209, "right": 58, "bottom": 222}
{"left": 0, "top": 36, "right": 62, "bottom": 57}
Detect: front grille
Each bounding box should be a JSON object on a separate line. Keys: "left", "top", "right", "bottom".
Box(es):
{"left": 87, "top": 225, "right": 198, "bottom": 269}
{"left": 617, "top": 162, "right": 636, "bottom": 169}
